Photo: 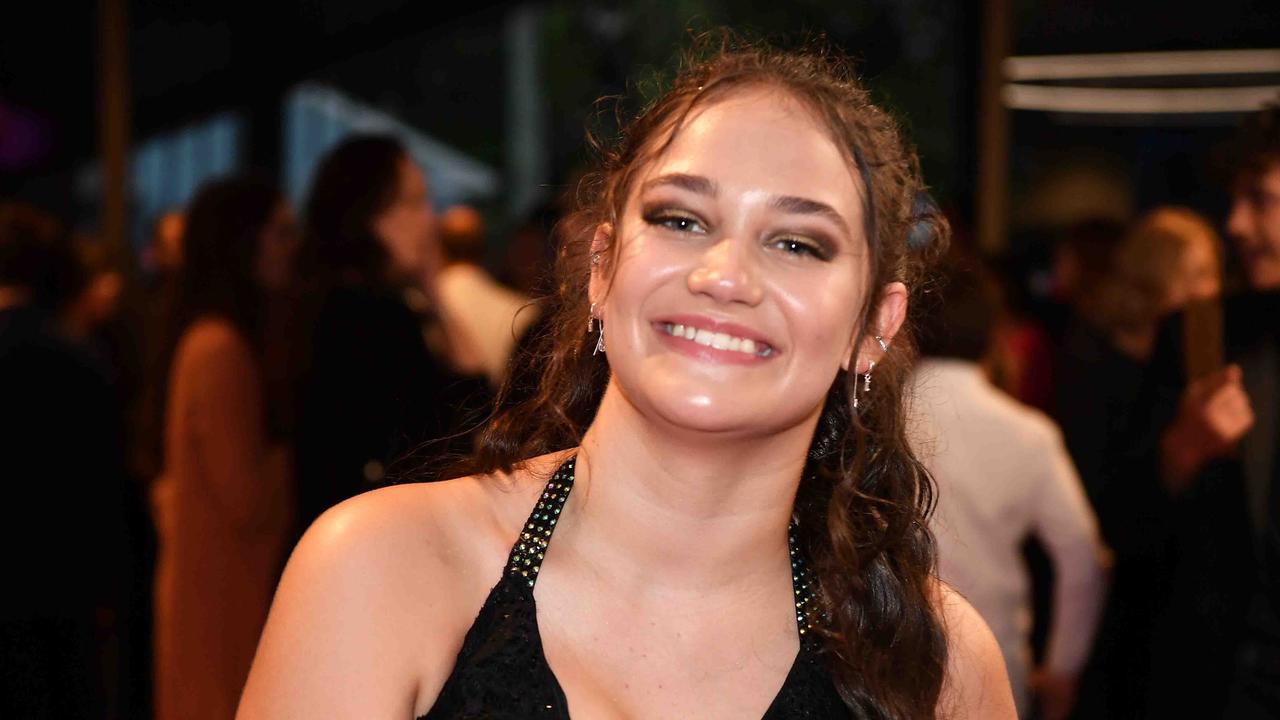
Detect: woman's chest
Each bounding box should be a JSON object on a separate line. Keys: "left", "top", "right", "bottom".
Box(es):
{"left": 534, "top": 583, "right": 802, "bottom": 720}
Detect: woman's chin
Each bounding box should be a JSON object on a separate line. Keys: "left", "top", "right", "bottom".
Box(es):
{"left": 633, "top": 386, "right": 800, "bottom": 439}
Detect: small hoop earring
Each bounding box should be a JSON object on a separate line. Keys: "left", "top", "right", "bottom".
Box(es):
{"left": 875, "top": 335, "right": 888, "bottom": 353}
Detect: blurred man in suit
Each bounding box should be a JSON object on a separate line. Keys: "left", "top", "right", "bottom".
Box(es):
{"left": 1120, "top": 103, "right": 1280, "bottom": 719}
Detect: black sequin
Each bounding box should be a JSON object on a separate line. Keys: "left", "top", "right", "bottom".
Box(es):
{"left": 420, "top": 457, "right": 849, "bottom": 719}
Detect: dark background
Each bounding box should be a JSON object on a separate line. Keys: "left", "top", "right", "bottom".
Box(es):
{"left": 2, "top": 0, "right": 1278, "bottom": 254}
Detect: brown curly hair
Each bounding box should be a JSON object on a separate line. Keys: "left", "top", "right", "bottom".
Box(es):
{"left": 461, "top": 33, "right": 949, "bottom": 718}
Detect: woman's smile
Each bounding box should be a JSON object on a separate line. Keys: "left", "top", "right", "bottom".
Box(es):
{"left": 651, "top": 314, "right": 778, "bottom": 365}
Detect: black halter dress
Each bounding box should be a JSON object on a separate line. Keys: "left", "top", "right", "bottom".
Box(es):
{"left": 419, "top": 456, "right": 849, "bottom": 719}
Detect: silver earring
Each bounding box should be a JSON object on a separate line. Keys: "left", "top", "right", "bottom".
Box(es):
{"left": 594, "top": 322, "right": 606, "bottom": 355}
{"left": 854, "top": 361, "right": 874, "bottom": 409}
{"left": 588, "top": 303, "right": 597, "bottom": 332}
{"left": 854, "top": 338, "right": 886, "bottom": 410}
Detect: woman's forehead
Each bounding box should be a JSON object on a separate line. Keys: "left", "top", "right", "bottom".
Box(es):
{"left": 630, "top": 86, "right": 868, "bottom": 220}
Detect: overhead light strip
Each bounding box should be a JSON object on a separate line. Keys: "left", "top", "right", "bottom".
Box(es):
{"left": 1005, "top": 49, "right": 1280, "bottom": 81}
{"left": 1003, "top": 83, "right": 1280, "bottom": 114}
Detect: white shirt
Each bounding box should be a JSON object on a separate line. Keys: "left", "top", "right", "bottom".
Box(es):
{"left": 907, "top": 358, "right": 1106, "bottom": 711}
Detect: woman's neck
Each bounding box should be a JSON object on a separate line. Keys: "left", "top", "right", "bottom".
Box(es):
{"left": 564, "top": 381, "right": 816, "bottom": 594}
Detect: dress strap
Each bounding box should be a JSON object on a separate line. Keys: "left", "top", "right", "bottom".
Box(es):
{"left": 506, "top": 455, "right": 577, "bottom": 589}
{"left": 788, "top": 521, "right": 820, "bottom": 641}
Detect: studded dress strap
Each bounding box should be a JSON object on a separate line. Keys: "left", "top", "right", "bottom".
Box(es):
{"left": 506, "top": 456, "right": 577, "bottom": 589}
{"left": 788, "top": 522, "right": 821, "bottom": 642}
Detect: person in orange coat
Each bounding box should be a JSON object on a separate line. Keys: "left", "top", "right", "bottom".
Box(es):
{"left": 152, "top": 177, "right": 299, "bottom": 720}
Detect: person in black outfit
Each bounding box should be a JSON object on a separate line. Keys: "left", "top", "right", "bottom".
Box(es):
{"left": 241, "top": 39, "right": 1014, "bottom": 719}
{"left": 1110, "top": 104, "right": 1280, "bottom": 719}
{"left": 293, "top": 136, "right": 488, "bottom": 534}
{"left": 0, "top": 203, "right": 129, "bottom": 719}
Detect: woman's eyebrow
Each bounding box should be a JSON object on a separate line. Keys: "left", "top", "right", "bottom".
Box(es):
{"left": 770, "top": 195, "right": 851, "bottom": 236}
{"left": 641, "top": 173, "right": 718, "bottom": 197}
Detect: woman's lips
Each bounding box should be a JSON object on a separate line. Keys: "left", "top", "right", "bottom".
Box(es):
{"left": 651, "top": 315, "right": 777, "bottom": 364}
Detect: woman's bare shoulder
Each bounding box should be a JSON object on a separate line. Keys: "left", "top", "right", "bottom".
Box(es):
{"left": 237, "top": 451, "right": 573, "bottom": 718}
{"left": 933, "top": 579, "right": 1017, "bottom": 720}
{"left": 173, "top": 317, "right": 254, "bottom": 376}
{"left": 179, "top": 316, "right": 249, "bottom": 355}
{"left": 295, "top": 450, "right": 571, "bottom": 580}
{"left": 301, "top": 450, "right": 575, "bottom": 569}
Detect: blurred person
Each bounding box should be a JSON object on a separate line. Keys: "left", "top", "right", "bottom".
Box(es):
{"left": 1116, "top": 103, "right": 1280, "bottom": 718}
{"left": 1051, "top": 209, "right": 1223, "bottom": 719}
{"left": 293, "top": 135, "right": 487, "bottom": 534}
{"left": 990, "top": 221, "right": 1125, "bottom": 414}
{"left": 61, "top": 230, "right": 157, "bottom": 719}
{"left": 1084, "top": 207, "right": 1221, "bottom": 362}
{"left": 60, "top": 234, "right": 125, "bottom": 344}
{"left": 135, "top": 210, "right": 189, "bottom": 484}
{"left": 0, "top": 202, "right": 127, "bottom": 718}
{"left": 152, "top": 178, "right": 298, "bottom": 720}
{"left": 499, "top": 198, "right": 563, "bottom": 296}
{"left": 910, "top": 258, "right": 1106, "bottom": 719}
{"left": 1059, "top": 208, "right": 1222, "bottom": 511}
{"left": 142, "top": 210, "right": 185, "bottom": 281}
{"left": 434, "top": 204, "right": 538, "bottom": 385}
{"left": 240, "top": 39, "right": 1014, "bottom": 719}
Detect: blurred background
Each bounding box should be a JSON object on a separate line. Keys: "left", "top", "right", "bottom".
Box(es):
{"left": 3, "top": 0, "right": 1275, "bottom": 252}
{"left": 2, "top": 1, "right": 1279, "bottom": 719}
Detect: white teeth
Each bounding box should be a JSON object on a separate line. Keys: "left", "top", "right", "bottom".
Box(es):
{"left": 660, "top": 322, "right": 771, "bottom": 357}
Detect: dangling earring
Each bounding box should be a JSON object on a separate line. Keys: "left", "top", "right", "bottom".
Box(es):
{"left": 853, "top": 360, "right": 874, "bottom": 409}
{"left": 587, "top": 302, "right": 605, "bottom": 354}
{"left": 854, "top": 336, "right": 888, "bottom": 409}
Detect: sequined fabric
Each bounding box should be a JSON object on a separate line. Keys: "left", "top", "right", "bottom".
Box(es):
{"left": 421, "top": 457, "right": 850, "bottom": 719}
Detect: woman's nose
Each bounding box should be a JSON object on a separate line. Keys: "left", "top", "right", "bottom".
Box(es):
{"left": 686, "top": 237, "right": 764, "bottom": 306}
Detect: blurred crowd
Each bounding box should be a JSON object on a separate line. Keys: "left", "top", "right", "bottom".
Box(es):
{"left": 1, "top": 101, "right": 1278, "bottom": 719}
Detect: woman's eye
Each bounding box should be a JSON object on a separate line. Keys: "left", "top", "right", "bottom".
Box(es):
{"left": 771, "top": 237, "right": 826, "bottom": 260}
{"left": 645, "top": 211, "right": 706, "bottom": 234}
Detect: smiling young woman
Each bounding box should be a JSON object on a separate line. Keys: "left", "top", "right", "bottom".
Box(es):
{"left": 238, "top": 35, "right": 1014, "bottom": 720}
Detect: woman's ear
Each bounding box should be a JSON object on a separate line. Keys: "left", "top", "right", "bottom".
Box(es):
{"left": 587, "top": 222, "right": 613, "bottom": 308}
{"left": 843, "top": 281, "right": 909, "bottom": 373}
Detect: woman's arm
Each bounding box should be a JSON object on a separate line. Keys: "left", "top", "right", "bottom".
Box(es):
{"left": 936, "top": 582, "right": 1018, "bottom": 720}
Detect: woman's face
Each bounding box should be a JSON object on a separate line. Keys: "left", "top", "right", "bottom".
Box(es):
{"left": 373, "top": 157, "right": 435, "bottom": 279}
{"left": 593, "top": 87, "right": 899, "bottom": 438}
{"left": 256, "top": 202, "right": 300, "bottom": 292}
